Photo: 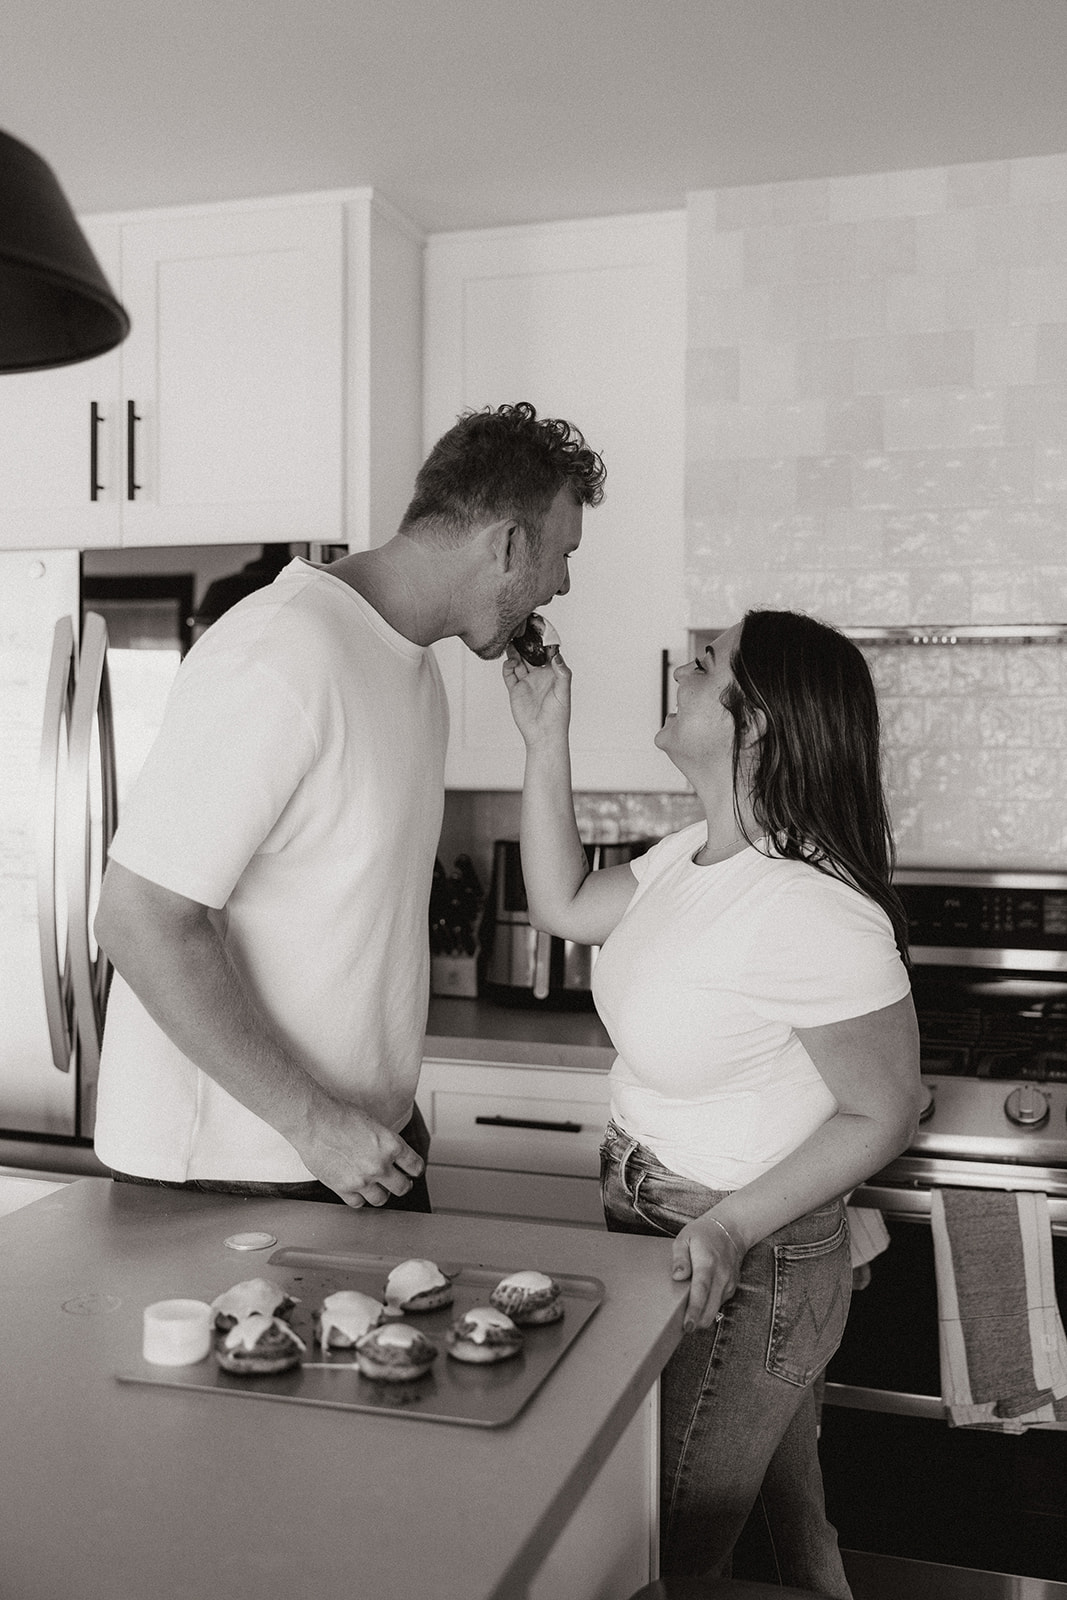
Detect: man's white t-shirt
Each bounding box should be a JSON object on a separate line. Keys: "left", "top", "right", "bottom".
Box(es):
{"left": 94, "top": 560, "right": 448, "bottom": 1182}
{"left": 591, "top": 825, "right": 911, "bottom": 1191}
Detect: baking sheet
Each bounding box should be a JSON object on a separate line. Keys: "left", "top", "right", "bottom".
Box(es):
{"left": 116, "top": 1246, "right": 604, "bottom": 1428}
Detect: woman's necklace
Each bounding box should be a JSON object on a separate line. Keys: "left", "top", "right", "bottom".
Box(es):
{"left": 691, "top": 835, "right": 749, "bottom": 868}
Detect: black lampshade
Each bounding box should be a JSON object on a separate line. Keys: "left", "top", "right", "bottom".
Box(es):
{"left": 0, "top": 128, "right": 130, "bottom": 373}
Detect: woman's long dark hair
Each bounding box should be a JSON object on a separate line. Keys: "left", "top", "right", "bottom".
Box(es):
{"left": 722, "top": 609, "right": 909, "bottom": 963}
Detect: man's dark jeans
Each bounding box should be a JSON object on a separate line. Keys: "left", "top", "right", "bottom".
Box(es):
{"left": 109, "top": 1104, "right": 433, "bottom": 1212}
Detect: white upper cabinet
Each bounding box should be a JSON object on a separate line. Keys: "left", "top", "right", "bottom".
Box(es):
{"left": 0, "top": 220, "right": 124, "bottom": 547}
{"left": 424, "top": 211, "right": 689, "bottom": 792}
{"left": 118, "top": 201, "right": 344, "bottom": 547}
{"left": 0, "top": 192, "right": 423, "bottom": 552}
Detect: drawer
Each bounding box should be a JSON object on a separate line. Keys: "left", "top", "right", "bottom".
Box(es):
{"left": 428, "top": 1166, "right": 606, "bottom": 1227}
{"left": 419, "top": 1059, "right": 610, "bottom": 1178}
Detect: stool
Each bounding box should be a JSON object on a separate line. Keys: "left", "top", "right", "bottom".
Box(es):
{"left": 629, "top": 1579, "right": 825, "bottom": 1599}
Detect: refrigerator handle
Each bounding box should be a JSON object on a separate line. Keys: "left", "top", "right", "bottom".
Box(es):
{"left": 67, "top": 612, "right": 118, "bottom": 1093}
{"left": 36, "top": 617, "right": 78, "bottom": 1074}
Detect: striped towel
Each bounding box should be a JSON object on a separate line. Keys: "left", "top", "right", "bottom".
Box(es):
{"left": 930, "top": 1187, "right": 1067, "bottom": 1432}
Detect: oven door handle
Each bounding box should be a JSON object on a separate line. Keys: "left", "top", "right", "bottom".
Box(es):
{"left": 820, "top": 1382, "right": 947, "bottom": 1420}
{"left": 851, "top": 1179, "right": 1067, "bottom": 1236}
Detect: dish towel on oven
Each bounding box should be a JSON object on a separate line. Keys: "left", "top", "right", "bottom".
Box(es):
{"left": 931, "top": 1187, "right": 1067, "bottom": 1432}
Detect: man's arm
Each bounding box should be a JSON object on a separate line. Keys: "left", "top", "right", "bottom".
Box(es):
{"left": 94, "top": 861, "right": 422, "bottom": 1207}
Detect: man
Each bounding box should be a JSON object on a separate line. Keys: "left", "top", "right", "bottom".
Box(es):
{"left": 93, "top": 402, "right": 605, "bottom": 1211}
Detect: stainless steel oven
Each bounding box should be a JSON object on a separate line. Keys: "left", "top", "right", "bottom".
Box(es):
{"left": 817, "top": 869, "right": 1067, "bottom": 1597}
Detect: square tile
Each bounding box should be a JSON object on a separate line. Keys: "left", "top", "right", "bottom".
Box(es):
{"left": 796, "top": 454, "right": 853, "bottom": 511}
{"left": 825, "top": 395, "right": 884, "bottom": 453}
{"left": 687, "top": 347, "right": 741, "bottom": 405}
{"left": 795, "top": 340, "right": 855, "bottom": 399}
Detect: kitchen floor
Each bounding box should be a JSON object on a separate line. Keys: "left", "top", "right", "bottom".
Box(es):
{"left": 840, "top": 1548, "right": 1067, "bottom": 1599}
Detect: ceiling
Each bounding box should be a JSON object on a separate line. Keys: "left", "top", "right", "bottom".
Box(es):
{"left": 7, "top": 0, "right": 1067, "bottom": 233}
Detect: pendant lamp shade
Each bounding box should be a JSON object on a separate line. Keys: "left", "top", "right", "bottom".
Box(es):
{"left": 0, "top": 128, "right": 130, "bottom": 373}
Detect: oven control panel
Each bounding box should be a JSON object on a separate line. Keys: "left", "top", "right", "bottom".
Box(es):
{"left": 899, "top": 880, "right": 1067, "bottom": 951}
{"left": 913, "top": 1075, "right": 1067, "bottom": 1164}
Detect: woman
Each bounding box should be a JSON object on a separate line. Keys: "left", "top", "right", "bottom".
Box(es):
{"left": 504, "top": 608, "right": 921, "bottom": 1596}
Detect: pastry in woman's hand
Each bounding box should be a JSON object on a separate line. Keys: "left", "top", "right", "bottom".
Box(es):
{"left": 382, "top": 1258, "right": 455, "bottom": 1315}
{"left": 210, "top": 1277, "right": 297, "bottom": 1331}
{"left": 489, "top": 1270, "right": 564, "bottom": 1325}
{"left": 445, "top": 1306, "right": 524, "bottom": 1364}
{"left": 512, "top": 613, "right": 560, "bottom": 668}
{"left": 354, "top": 1323, "right": 438, "bottom": 1382}
{"left": 215, "top": 1311, "right": 306, "bottom": 1375}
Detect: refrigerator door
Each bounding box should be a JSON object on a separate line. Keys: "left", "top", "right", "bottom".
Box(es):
{"left": 66, "top": 612, "right": 117, "bottom": 1123}
{"left": 0, "top": 552, "right": 81, "bottom": 1134}
{"left": 36, "top": 615, "right": 77, "bottom": 1074}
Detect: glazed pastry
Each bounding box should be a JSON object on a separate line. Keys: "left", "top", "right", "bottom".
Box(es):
{"left": 512, "top": 612, "right": 560, "bottom": 668}
{"left": 210, "top": 1277, "right": 297, "bottom": 1331}
{"left": 354, "top": 1323, "right": 438, "bottom": 1383}
{"left": 215, "top": 1311, "right": 306, "bottom": 1375}
{"left": 315, "top": 1289, "right": 385, "bottom": 1349}
{"left": 445, "top": 1306, "right": 524, "bottom": 1365}
{"left": 382, "top": 1259, "right": 455, "bottom": 1316}
{"left": 489, "top": 1270, "right": 564, "bottom": 1325}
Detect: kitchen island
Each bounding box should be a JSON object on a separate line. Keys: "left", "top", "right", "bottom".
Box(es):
{"left": 0, "top": 1177, "right": 684, "bottom": 1600}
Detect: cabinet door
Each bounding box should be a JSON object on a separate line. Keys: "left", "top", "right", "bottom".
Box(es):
{"left": 118, "top": 202, "right": 344, "bottom": 546}
{"left": 424, "top": 213, "right": 689, "bottom": 791}
{"left": 0, "top": 221, "right": 123, "bottom": 549}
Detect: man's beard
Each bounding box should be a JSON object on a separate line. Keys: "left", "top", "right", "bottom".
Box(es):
{"left": 471, "top": 582, "right": 534, "bottom": 661}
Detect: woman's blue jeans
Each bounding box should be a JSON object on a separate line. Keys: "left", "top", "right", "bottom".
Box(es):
{"left": 600, "top": 1119, "right": 853, "bottom": 1597}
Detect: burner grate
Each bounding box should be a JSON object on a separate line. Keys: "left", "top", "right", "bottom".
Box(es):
{"left": 916, "top": 1002, "right": 1067, "bottom": 1080}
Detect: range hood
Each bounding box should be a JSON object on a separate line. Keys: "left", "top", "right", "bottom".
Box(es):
{"left": 690, "top": 622, "right": 1067, "bottom": 649}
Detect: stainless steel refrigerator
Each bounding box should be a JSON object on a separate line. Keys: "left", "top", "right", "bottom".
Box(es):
{"left": 1, "top": 549, "right": 117, "bottom": 1149}
{"left": 0, "top": 541, "right": 315, "bottom": 1166}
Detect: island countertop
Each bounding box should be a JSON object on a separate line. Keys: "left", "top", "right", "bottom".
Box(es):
{"left": 1, "top": 1178, "right": 683, "bottom": 1600}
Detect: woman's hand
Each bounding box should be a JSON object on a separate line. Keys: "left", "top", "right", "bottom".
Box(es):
{"left": 671, "top": 1211, "right": 746, "bottom": 1333}
{"left": 502, "top": 642, "right": 571, "bottom": 748}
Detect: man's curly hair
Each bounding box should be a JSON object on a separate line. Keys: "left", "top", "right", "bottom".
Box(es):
{"left": 400, "top": 401, "right": 606, "bottom": 548}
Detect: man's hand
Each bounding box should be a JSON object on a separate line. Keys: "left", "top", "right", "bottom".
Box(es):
{"left": 671, "top": 1211, "right": 746, "bottom": 1333}
{"left": 296, "top": 1096, "right": 424, "bottom": 1208}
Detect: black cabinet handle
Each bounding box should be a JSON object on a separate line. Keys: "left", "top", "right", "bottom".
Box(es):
{"left": 89, "top": 402, "right": 104, "bottom": 501}
{"left": 126, "top": 400, "right": 141, "bottom": 499}
{"left": 475, "top": 1115, "right": 582, "bottom": 1134}
{"left": 661, "top": 647, "right": 672, "bottom": 726}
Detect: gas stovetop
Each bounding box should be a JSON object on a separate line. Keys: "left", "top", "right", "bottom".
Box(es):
{"left": 896, "top": 870, "right": 1067, "bottom": 1167}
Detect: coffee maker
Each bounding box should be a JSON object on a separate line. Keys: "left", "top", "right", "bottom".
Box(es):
{"left": 479, "top": 838, "right": 653, "bottom": 1008}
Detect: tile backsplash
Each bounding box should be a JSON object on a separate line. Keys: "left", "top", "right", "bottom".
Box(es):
{"left": 863, "top": 637, "right": 1067, "bottom": 865}
{"left": 685, "top": 154, "right": 1067, "bottom": 869}
{"left": 437, "top": 789, "right": 703, "bottom": 906}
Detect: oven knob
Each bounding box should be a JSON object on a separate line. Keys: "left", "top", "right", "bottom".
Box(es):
{"left": 1004, "top": 1084, "right": 1051, "bottom": 1127}
{"left": 918, "top": 1081, "right": 936, "bottom": 1123}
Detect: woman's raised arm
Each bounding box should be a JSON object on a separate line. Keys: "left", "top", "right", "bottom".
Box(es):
{"left": 503, "top": 645, "right": 636, "bottom": 946}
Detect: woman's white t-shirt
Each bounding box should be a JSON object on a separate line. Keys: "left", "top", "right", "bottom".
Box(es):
{"left": 591, "top": 825, "right": 911, "bottom": 1190}
{"left": 93, "top": 560, "right": 448, "bottom": 1182}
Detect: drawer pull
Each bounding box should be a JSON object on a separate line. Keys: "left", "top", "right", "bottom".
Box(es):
{"left": 475, "top": 1115, "right": 583, "bottom": 1134}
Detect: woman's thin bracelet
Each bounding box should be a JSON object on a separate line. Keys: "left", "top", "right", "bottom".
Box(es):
{"left": 708, "top": 1214, "right": 744, "bottom": 1259}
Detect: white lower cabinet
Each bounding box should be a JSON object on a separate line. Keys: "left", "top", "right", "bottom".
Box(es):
{"left": 530, "top": 1388, "right": 659, "bottom": 1600}
{"left": 418, "top": 1058, "right": 611, "bottom": 1226}
{"left": 419, "top": 1055, "right": 659, "bottom": 1599}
